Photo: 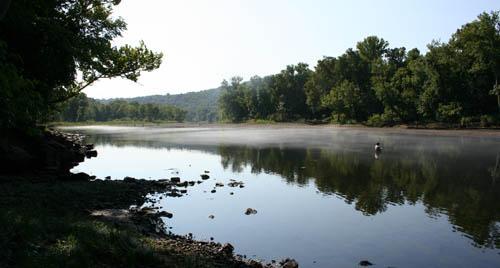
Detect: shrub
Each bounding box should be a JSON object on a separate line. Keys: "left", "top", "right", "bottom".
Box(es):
{"left": 366, "top": 114, "right": 385, "bottom": 127}
{"left": 479, "top": 115, "right": 496, "bottom": 127}
{"left": 436, "top": 102, "right": 463, "bottom": 123}
{"left": 460, "top": 116, "right": 477, "bottom": 128}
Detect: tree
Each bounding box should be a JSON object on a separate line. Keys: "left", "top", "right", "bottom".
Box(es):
{"left": 218, "top": 77, "right": 250, "bottom": 122}
{"left": 322, "top": 80, "right": 363, "bottom": 122}
{"left": 305, "top": 57, "right": 338, "bottom": 117}
{"left": 0, "top": 0, "right": 162, "bottom": 130}
{"left": 450, "top": 11, "right": 500, "bottom": 113}
{"left": 55, "top": 93, "right": 186, "bottom": 122}
{"left": 216, "top": 11, "right": 499, "bottom": 125}
{"left": 357, "top": 36, "right": 389, "bottom": 63}
{"left": 270, "top": 63, "right": 312, "bottom": 120}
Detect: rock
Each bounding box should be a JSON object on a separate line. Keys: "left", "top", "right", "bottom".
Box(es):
{"left": 105, "top": 176, "right": 111, "bottom": 180}
{"left": 247, "top": 260, "right": 264, "bottom": 268}
{"left": 73, "top": 172, "right": 92, "bottom": 181}
{"left": 123, "top": 176, "right": 136, "bottom": 183}
{"left": 210, "top": 189, "right": 216, "bottom": 193}
{"left": 197, "top": 180, "right": 203, "bottom": 184}
{"left": 359, "top": 260, "right": 373, "bottom": 266}
{"left": 244, "top": 208, "right": 257, "bottom": 215}
{"left": 204, "top": 170, "right": 210, "bottom": 173}
{"left": 157, "top": 211, "right": 173, "bottom": 218}
{"left": 170, "top": 177, "right": 181, "bottom": 183}
{"left": 218, "top": 243, "right": 234, "bottom": 255}
{"left": 177, "top": 181, "right": 188, "bottom": 187}
{"left": 139, "top": 207, "right": 156, "bottom": 215}
{"left": 208, "top": 215, "right": 215, "bottom": 219}
{"left": 280, "top": 258, "right": 299, "bottom": 268}
{"left": 167, "top": 192, "right": 182, "bottom": 197}
{"left": 85, "top": 144, "right": 94, "bottom": 150}
{"left": 228, "top": 181, "right": 244, "bottom": 187}
{"left": 85, "top": 150, "right": 98, "bottom": 158}
{"left": 215, "top": 182, "right": 224, "bottom": 187}
{"left": 69, "top": 172, "right": 91, "bottom": 181}
{"left": 188, "top": 181, "right": 196, "bottom": 186}
{"left": 201, "top": 174, "right": 210, "bottom": 180}
{"left": 180, "top": 189, "right": 187, "bottom": 194}
{"left": 230, "top": 192, "right": 234, "bottom": 195}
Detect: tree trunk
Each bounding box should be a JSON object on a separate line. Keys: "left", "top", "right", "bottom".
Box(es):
{"left": 496, "top": 76, "right": 500, "bottom": 113}
{"left": 0, "top": 0, "right": 11, "bottom": 20}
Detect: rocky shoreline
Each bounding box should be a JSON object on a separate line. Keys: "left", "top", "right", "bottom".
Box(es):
{"left": 0, "top": 129, "right": 299, "bottom": 268}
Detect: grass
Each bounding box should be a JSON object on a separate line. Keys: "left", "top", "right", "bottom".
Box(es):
{"left": 244, "top": 119, "right": 276, "bottom": 124}
{"left": 0, "top": 178, "right": 234, "bottom": 268}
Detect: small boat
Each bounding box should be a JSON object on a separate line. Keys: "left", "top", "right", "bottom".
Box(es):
{"left": 374, "top": 142, "right": 382, "bottom": 152}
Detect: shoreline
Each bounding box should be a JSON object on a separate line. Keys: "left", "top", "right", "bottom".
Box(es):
{"left": 0, "top": 130, "right": 296, "bottom": 268}
{"left": 54, "top": 121, "right": 500, "bottom": 138}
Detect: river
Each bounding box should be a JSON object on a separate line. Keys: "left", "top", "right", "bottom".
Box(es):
{"left": 63, "top": 125, "right": 500, "bottom": 268}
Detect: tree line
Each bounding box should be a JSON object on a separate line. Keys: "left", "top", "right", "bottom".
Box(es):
{"left": 54, "top": 93, "right": 186, "bottom": 123}
{"left": 104, "top": 88, "right": 221, "bottom": 122}
{"left": 219, "top": 11, "right": 500, "bottom": 127}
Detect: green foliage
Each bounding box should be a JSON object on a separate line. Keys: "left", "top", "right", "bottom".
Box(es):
{"left": 0, "top": 0, "right": 162, "bottom": 131}
{"left": 218, "top": 11, "right": 500, "bottom": 127}
{"left": 321, "top": 80, "right": 363, "bottom": 121}
{"left": 437, "top": 102, "right": 463, "bottom": 123}
{"left": 366, "top": 114, "right": 386, "bottom": 127}
{"left": 55, "top": 93, "right": 187, "bottom": 122}
{"left": 106, "top": 88, "right": 221, "bottom": 122}
{"left": 0, "top": 42, "right": 41, "bottom": 129}
{"left": 218, "top": 77, "right": 251, "bottom": 122}
{"left": 480, "top": 114, "right": 498, "bottom": 127}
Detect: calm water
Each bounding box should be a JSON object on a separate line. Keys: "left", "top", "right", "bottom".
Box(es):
{"left": 64, "top": 126, "right": 500, "bottom": 268}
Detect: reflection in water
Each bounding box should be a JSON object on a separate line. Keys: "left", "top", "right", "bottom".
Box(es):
{"left": 66, "top": 126, "right": 500, "bottom": 266}
{"left": 217, "top": 145, "right": 500, "bottom": 249}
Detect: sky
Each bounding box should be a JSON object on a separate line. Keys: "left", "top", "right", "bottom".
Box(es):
{"left": 84, "top": 0, "right": 500, "bottom": 99}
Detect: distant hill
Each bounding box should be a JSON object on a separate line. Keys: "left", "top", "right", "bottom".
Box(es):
{"left": 100, "top": 88, "right": 221, "bottom": 122}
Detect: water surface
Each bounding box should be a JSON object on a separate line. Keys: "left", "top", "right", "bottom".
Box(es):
{"left": 65, "top": 126, "right": 500, "bottom": 268}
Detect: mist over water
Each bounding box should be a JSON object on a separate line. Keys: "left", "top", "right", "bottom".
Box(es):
{"left": 65, "top": 126, "right": 500, "bottom": 268}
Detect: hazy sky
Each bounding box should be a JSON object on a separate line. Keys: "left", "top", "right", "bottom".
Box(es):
{"left": 84, "top": 0, "right": 499, "bottom": 99}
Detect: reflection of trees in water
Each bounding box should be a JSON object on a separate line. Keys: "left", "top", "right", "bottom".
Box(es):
{"left": 79, "top": 132, "right": 499, "bottom": 249}
{"left": 217, "top": 145, "right": 500, "bottom": 249}
{"left": 82, "top": 134, "right": 220, "bottom": 154}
